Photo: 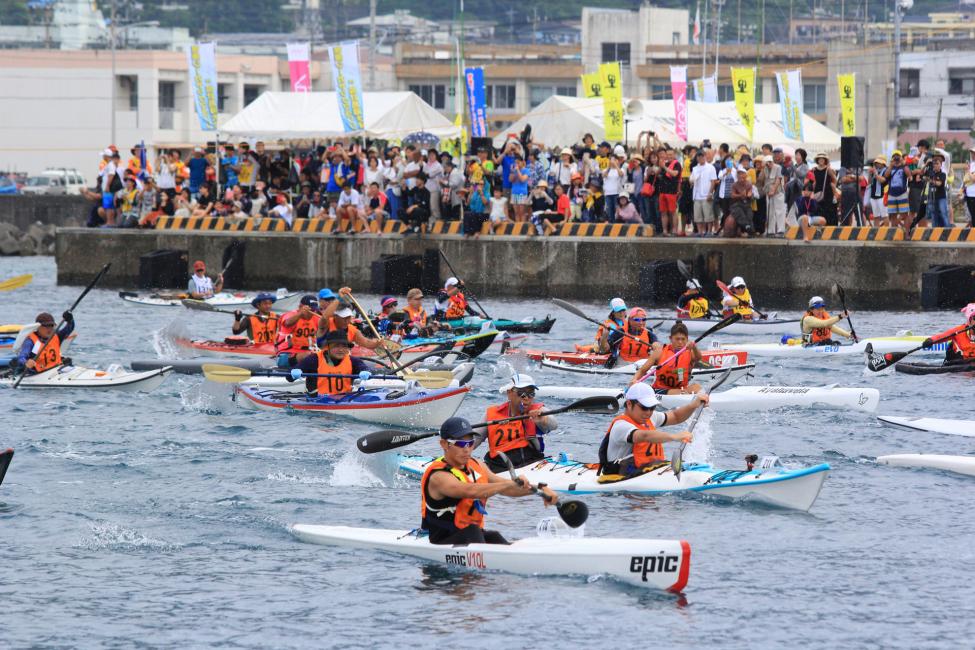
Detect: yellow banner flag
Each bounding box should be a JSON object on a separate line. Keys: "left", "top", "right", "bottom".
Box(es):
{"left": 838, "top": 73, "right": 856, "bottom": 136}
{"left": 581, "top": 72, "right": 602, "bottom": 99}
{"left": 731, "top": 67, "right": 755, "bottom": 141}
{"left": 598, "top": 62, "right": 624, "bottom": 141}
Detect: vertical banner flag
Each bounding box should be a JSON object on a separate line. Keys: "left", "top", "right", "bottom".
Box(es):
{"left": 598, "top": 61, "right": 624, "bottom": 141}
{"left": 581, "top": 72, "right": 602, "bottom": 99}
{"left": 670, "top": 66, "right": 688, "bottom": 141}
{"left": 464, "top": 67, "right": 487, "bottom": 138}
{"left": 186, "top": 42, "right": 218, "bottom": 131}
{"left": 731, "top": 66, "right": 755, "bottom": 141}
{"left": 693, "top": 4, "right": 701, "bottom": 45}
{"left": 692, "top": 75, "right": 719, "bottom": 103}
{"left": 838, "top": 73, "right": 856, "bottom": 136}
{"left": 328, "top": 40, "right": 365, "bottom": 132}
{"left": 692, "top": 77, "right": 704, "bottom": 102}
{"left": 287, "top": 42, "right": 311, "bottom": 92}
{"left": 775, "top": 69, "right": 804, "bottom": 141}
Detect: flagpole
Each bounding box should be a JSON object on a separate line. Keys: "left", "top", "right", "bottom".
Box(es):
{"left": 702, "top": 0, "right": 709, "bottom": 75}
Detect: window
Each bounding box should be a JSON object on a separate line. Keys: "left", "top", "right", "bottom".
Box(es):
{"left": 529, "top": 84, "right": 577, "bottom": 108}
{"left": 899, "top": 69, "right": 920, "bottom": 98}
{"left": 243, "top": 84, "right": 265, "bottom": 107}
{"left": 803, "top": 83, "right": 826, "bottom": 113}
{"left": 557, "top": 85, "right": 577, "bottom": 97}
{"left": 899, "top": 118, "right": 920, "bottom": 131}
{"left": 672, "top": 31, "right": 681, "bottom": 45}
{"left": 650, "top": 84, "right": 670, "bottom": 100}
{"left": 159, "top": 81, "right": 176, "bottom": 110}
{"left": 217, "top": 83, "right": 231, "bottom": 112}
{"left": 717, "top": 84, "right": 735, "bottom": 102}
{"left": 947, "top": 118, "right": 973, "bottom": 131}
{"left": 948, "top": 69, "right": 975, "bottom": 95}
{"left": 408, "top": 84, "right": 447, "bottom": 110}
{"left": 601, "top": 42, "right": 631, "bottom": 66}
{"left": 486, "top": 84, "right": 516, "bottom": 110}
{"left": 117, "top": 75, "right": 138, "bottom": 110}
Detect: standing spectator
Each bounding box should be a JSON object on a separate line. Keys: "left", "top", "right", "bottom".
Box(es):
{"left": 509, "top": 155, "right": 530, "bottom": 222}
{"left": 810, "top": 153, "right": 838, "bottom": 225}
{"left": 402, "top": 145, "right": 423, "bottom": 195}
{"left": 404, "top": 174, "right": 431, "bottom": 234}
{"left": 127, "top": 144, "right": 152, "bottom": 177}
{"left": 97, "top": 147, "right": 121, "bottom": 226}
{"left": 363, "top": 154, "right": 384, "bottom": 192}
{"left": 909, "top": 139, "right": 932, "bottom": 225}
{"left": 187, "top": 147, "right": 208, "bottom": 199}
{"left": 643, "top": 151, "right": 661, "bottom": 231}
{"left": 961, "top": 147, "right": 975, "bottom": 226}
{"left": 220, "top": 144, "right": 240, "bottom": 188}
{"left": 550, "top": 148, "right": 577, "bottom": 191}
{"left": 464, "top": 179, "right": 489, "bottom": 238}
{"left": 716, "top": 155, "right": 736, "bottom": 222}
{"left": 487, "top": 184, "right": 511, "bottom": 233}
{"left": 690, "top": 150, "right": 717, "bottom": 236}
{"left": 838, "top": 165, "right": 863, "bottom": 226}
{"left": 137, "top": 177, "right": 158, "bottom": 225}
{"left": 884, "top": 150, "right": 911, "bottom": 230}
{"left": 925, "top": 153, "right": 949, "bottom": 228}
{"left": 678, "top": 145, "right": 696, "bottom": 232}
{"left": 866, "top": 156, "right": 889, "bottom": 226}
{"left": 323, "top": 149, "right": 350, "bottom": 205}
{"left": 384, "top": 153, "right": 404, "bottom": 221}
{"left": 761, "top": 155, "right": 786, "bottom": 235}
{"left": 238, "top": 143, "right": 258, "bottom": 192}
{"left": 790, "top": 148, "right": 809, "bottom": 204}
{"left": 155, "top": 150, "right": 177, "bottom": 198}
{"left": 443, "top": 159, "right": 465, "bottom": 221}
{"left": 254, "top": 141, "right": 270, "bottom": 185}
{"left": 498, "top": 140, "right": 520, "bottom": 203}
{"left": 568, "top": 172, "right": 585, "bottom": 221}
{"left": 723, "top": 167, "right": 755, "bottom": 238}
{"left": 423, "top": 149, "right": 444, "bottom": 221}
{"left": 628, "top": 154, "right": 646, "bottom": 222}
{"left": 527, "top": 149, "right": 547, "bottom": 189}
{"left": 602, "top": 155, "right": 623, "bottom": 223}
{"left": 657, "top": 147, "right": 682, "bottom": 235}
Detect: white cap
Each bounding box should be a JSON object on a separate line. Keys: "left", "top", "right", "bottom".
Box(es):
{"left": 500, "top": 373, "right": 538, "bottom": 392}
{"left": 335, "top": 307, "right": 354, "bottom": 318}
{"left": 102, "top": 148, "right": 113, "bottom": 156}
{"left": 444, "top": 277, "right": 459, "bottom": 289}
{"left": 808, "top": 295, "right": 826, "bottom": 308}
{"left": 609, "top": 297, "right": 627, "bottom": 312}
{"left": 686, "top": 279, "right": 701, "bottom": 290}
{"left": 194, "top": 146, "right": 204, "bottom": 153}
{"left": 624, "top": 382, "right": 660, "bottom": 408}
{"left": 730, "top": 276, "right": 746, "bottom": 288}
{"left": 613, "top": 144, "right": 626, "bottom": 157}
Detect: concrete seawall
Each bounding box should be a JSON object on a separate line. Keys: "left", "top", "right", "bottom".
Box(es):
{"left": 54, "top": 228, "right": 975, "bottom": 308}
{"left": 1, "top": 195, "right": 87, "bottom": 230}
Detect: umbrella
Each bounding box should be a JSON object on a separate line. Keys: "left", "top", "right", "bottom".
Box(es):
{"left": 403, "top": 132, "right": 441, "bottom": 148}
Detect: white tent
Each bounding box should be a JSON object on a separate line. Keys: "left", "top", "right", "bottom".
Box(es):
{"left": 491, "top": 95, "right": 605, "bottom": 149}
{"left": 220, "top": 91, "right": 460, "bottom": 141}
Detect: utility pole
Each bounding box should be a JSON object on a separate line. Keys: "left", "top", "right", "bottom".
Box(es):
{"left": 893, "top": 0, "right": 902, "bottom": 130}
{"left": 713, "top": 0, "right": 724, "bottom": 80}
{"left": 702, "top": 0, "right": 709, "bottom": 77}
{"left": 368, "top": 0, "right": 376, "bottom": 90}
{"left": 935, "top": 97, "right": 943, "bottom": 142}
{"left": 110, "top": 0, "right": 117, "bottom": 146}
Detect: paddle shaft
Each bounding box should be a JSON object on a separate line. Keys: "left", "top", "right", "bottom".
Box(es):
{"left": 836, "top": 285, "right": 859, "bottom": 343}
{"left": 13, "top": 263, "right": 110, "bottom": 389}
{"left": 716, "top": 280, "right": 768, "bottom": 320}
{"left": 674, "top": 261, "right": 722, "bottom": 317}
{"left": 672, "top": 368, "right": 733, "bottom": 478}
{"left": 637, "top": 314, "right": 741, "bottom": 382}
{"left": 867, "top": 323, "right": 975, "bottom": 372}
{"left": 344, "top": 292, "right": 400, "bottom": 368}
{"left": 439, "top": 249, "right": 490, "bottom": 319}
{"left": 900, "top": 324, "right": 975, "bottom": 360}
{"left": 551, "top": 298, "right": 661, "bottom": 349}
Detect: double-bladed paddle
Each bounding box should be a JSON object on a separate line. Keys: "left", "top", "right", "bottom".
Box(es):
{"left": 836, "top": 284, "right": 859, "bottom": 343}
{"left": 865, "top": 323, "right": 975, "bottom": 372}
{"left": 671, "top": 368, "right": 733, "bottom": 480}
{"left": 552, "top": 298, "right": 662, "bottom": 350}
{"left": 355, "top": 395, "right": 620, "bottom": 454}
{"left": 439, "top": 250, "right": 491, "bottom": 319}
{"left": 201, "top": 363, "right": 454, "bottom": 388}
{"left": 0, "top": 274, "right": 32, "bottom": 292}
{"left": 716, "top": 280, "right": 769, "bottom": 320}
{"left": 636, "top": 313, "right": 742, "bottom": 383}
{"left": 496, "top": 450, "right": 589, "bottom": 528}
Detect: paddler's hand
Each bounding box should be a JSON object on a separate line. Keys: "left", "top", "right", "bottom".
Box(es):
{"left": 694, "top": 393, "right": 710, "bottom": 407}
{"left": 233, "top": 310, "right": 243, "bottom": 321}
{"left": 922, "top": 337, "right": 934, "bottom": 349}
{"left": 25, "top": 359, "right": 36, "bottom": 370}
{"left": 539, "top": 484, "right": 559, "bottom": 506}
{"left": 289, "top": 369, "right": 303, "bottom": 381}
{"left": 358, "top": 371, "right": 372, "bottom": 381}
{"left": 338, "top": 286, "right": 352, "bottom": 297}
{"left": 672, "top": 430, "right": 693, "bottom": 444}
{"left": 841, "top": 310, "right": 851, "bottom": 319}
{"left": 528, "top": 407, "right": 544, "bottom": 422}
{"left": 512, "top": 476, "right": 535, "bottom": 496}
{"left": 685, "top": 340, "right": 697, "bottom": 351}
{"left": 62, "top": 310, "right": 73, "bottom": 323}
{"left": 298, "top": 304, "right": 312, "bottom": 317}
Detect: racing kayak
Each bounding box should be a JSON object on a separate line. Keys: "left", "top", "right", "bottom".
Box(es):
{"left": 540, "top": 359, "right": 755, "bottom": 384}
{"left": 877, "top": 454, "right": 975, "bottom": 478}
{"left": 522, "top": 348, "right": 748, "bottom": 367}
{"left": 291, "top": 524, "right": 689, "bottom": 591}
{"left": 131, "top": 357, "right": 277, "bottom": 375}
{"left": 0, "top": 324, "right": 21, "bottom": 350}
{"left": 399, "top": 455, "right": 829, "bottom": 511}
{"left": 0, "top": 364, "right": 171, "bottom": 392}
{"left": 537, "top": 385, "right": 879, "bottom": 413}
{"left": 711, "top": 336, "right": 950, "bottom": 358}
{"left": 895, "top": 359, "right": 975, "bottom": 375}
{"left": 877, "top": 416, "right": 975, "bottom": 438}
{"left": 119, "top": 289, "right": 302, "bottom": 310}
{"left": 234, "top": 384, "right": 469, "bottom": 429}
{"left": 651, "top": 316, "right": 799, "bottom": 335}
{"left": 238, "top": 362, "right": 476, "bottom": 392}
{"left": 441, "top": 315, "right": 556, "bottom": 334}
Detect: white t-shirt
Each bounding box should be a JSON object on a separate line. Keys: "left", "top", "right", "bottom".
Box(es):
{"left": 489, "top": 196, "right": 509, "bottom": 220}
{"left": 271, "top": 203, "right": 294, "bottom": 227}
{"left": 337, "top": 189, "right": 362, "bottom": 209}
{"left": 603, "top": 167, "right": 622, "bottom": 196}
{"left": 550, "top": 160, "right": 577, "bottom": 186}
{"left": 423, "top": 161, "right": 444, "bottom": 190}
{"left": 156, "top": 160, "right": 176, "bottom": 190}
{"left": 605, "top": 411, "right": 667, "bottom": 463}
{"left": 404, "top": 161, "right": 421, "bottom": 190}
{"left": 690, "top": 164, "right": 718, "bottom": 200}
{"left": 364, "top": 166, "right": 384, "bottom": 191}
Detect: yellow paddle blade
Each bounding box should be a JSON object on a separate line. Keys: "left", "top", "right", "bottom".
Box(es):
{"left": 0, "top": 324, "right": 24, "bottom": 335}
{"left": 401, "top": 373, "right": 451, "bottom": 389}
{"left": 0, "top": 274, "right": 32, "bottom": 291}
{"left": 401, "top": 369, "right": 454, "bottom": 382}
{"left": 202, "top": 363, "right": 254, "bottom": 383}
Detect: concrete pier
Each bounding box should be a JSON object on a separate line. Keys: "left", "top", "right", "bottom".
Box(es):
{"left": 53, "top": 227, "right": 975, "bottom": 308}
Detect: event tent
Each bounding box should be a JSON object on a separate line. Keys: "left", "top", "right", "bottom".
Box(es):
{"left": 220, "top": 91, "right": 461, "bottom": 141}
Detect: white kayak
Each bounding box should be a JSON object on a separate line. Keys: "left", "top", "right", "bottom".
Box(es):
{"left": 540, "top": 359, "right": 755, "bottom": 383}
{"left": 652, "top": 316, "right": 798, "bottom": 335}
{"left": 119, "top": 288, "right": 302, "bottom": 310}
{"left": 399, "top": 455, "right": 830, "bottom": 512}
{"left": 711, "top": 336, "right": 950, "bottom": 358}
{"left": 239, "top": 362, "right": 476, "bottom": 392}
{"left": 290, "top": 524, "right": 691, "bottom": 592}
{"left": 877, "top": 454, "right": 975, "bottom": 478}
{"left": 0, "top": 364, "right": 171, "bottom": 392}
{"left": 537, "top": 384, "right": 880, "bottom": 413}
{"left": 877, "top": 416, "right": 975, "bottom": 438}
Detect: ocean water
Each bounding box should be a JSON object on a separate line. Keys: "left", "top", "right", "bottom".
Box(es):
{"left": 2, "top": 257, "right": 974, "bottom": 648}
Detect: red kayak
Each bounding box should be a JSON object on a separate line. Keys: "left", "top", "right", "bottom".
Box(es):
{"left": 175, "top": 337, "right": 384, "bottom": 359}
{"left": 518, "top": 347, "right": 749, "bottom": 367}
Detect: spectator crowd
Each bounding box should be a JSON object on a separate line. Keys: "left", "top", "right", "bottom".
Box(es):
{"left": 86, "top": 134, "right": 975, "bottom": 239}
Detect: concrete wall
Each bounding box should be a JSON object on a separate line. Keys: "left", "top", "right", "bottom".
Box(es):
{"left": 0, "top": 195, "right": 88, "bottom": 231}
{"left": 55, "top": 227, "right": 975, "bottom": 308}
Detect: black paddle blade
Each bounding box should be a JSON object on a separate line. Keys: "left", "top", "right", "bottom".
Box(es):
{"left": 676, "top": 260, "right": 692, "bottom": 280}
{"left": 0, "top": 448, "right": 13, "bottom": 487}
{"left": 356, "top": 430, "right": 435, "bottom": 454}
{"left": 565, "top": 395, "right": 620, "bottom": 414}
{"left": 551, "top": 298, "right": 590, "bottom": 321}
{"left": 557, "top": 499, "right": 589, "bottom": 528}
{"left": 865, "top": 343, "right": 901, "bottom": 372}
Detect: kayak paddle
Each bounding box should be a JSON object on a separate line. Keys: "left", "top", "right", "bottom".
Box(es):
{"left": 0, "top": 448, "right": 12, "bottom": 487}
{"left": 344, "top": 291, "right": 401, "bottom": 368}
{"left": 674, "top": 261, "right": 722, "bottom": 318}
{"left": 356, "top": 395, "right": 620, "bottom": 454}
{"left": 388, "top": 348, "right": 468, "bottom": 374}
{"left": 552, "top": 298, "right": 662, "bottom": 350}
{"left": 636, "top": 313, "right": 741, "bottom": 383}
{"left": 180, "top": 299, "right": 238, "bottom": 315}
{"left": 865, "top": 323, "right": 975, "bottom": 372}
{"left": 0, "top": 274, "right": 32, "bottom": 292}
{"left": 13, "top": 263, "right": 110, "bottom": 389}
{"left": 716, "top": 280, "right": 768, "bottom": 320}
{"left": 201, "top": 363, "right": 453, "bottom": 388}
{"left": 671, "top": 368, "right": 733, "bottom": 480}
{"left": 496, "top": 450, "right": 589, "bottom": 528}
{"left": 836, "top": 284, "right": 859, "bottom": 343}
{"left": 439, "top": 249, "right": 491, "bottom": 319}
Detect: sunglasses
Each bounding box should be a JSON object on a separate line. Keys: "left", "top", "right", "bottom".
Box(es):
{"left": 630, "top": 317, "right": 646, "bottom": 323}
{"left": 446, "top": 438, "right": 477, "bottom": 448}
{"left": 812, "top": 304, "right": 826, "bottom": 309}
{"left": 516, "top": 389, "right": 536, "bottom": 398}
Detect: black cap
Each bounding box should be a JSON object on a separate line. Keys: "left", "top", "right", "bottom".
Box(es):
{"left": 323, "top": 329, "right": 352, "bottom": 346}
{"left": 35, "top": 312, "right": 55, "bottom": 325}
{"left": 439, "top": 416, "right": 474, "bottom": 439}
{"left": 300, "top": 295, "right": 318, "bottom": 308}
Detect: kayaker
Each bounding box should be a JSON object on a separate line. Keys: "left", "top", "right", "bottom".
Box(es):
{"left": 628, "top": 321, "right": 703, "bottom": 394}
{"left": 800, "top": 296, "right": 852, "bottom": 347}
{"left": 605, "top": 307, "right": 659, "bottom": 363}
{"left": 577, "top": 297, "right": 627, "bottom": 354}
{"left": 276, "top": 295, "right": 321, "bottom": 359}
{"left": 187, "top": 260, "right": 224, "bottom": 300}
{"left": 375, "top": 296, "right": 406, "bottom": 337}
{"left": 291, "top": 329, "right": 373, "bottom": 397}
{"left": 476, "top": 374, "right": 557, "bottom": 472}
{"left": 404, "top": 288, "right": 446, "bottom": 337}
{"left": 421, "top": 416, "right": 558, "bottom": 546}
{"left": 14, "top": 312, "right": 74, "bottom": 374}
{"left": 677, "top": 279, "right": 711, "bottom": 319}
{"left": 317, "top": 288, "right": 396, "bottom": 353}
{"left": 721, "top": 276, "right": 755, "bottom": 320}
{"left": 598, "top": 382, "right": 706, "bottom": 478}
{"left": 232, "top": 292, "right": 279, "bottom": 345}
{"left": 924, "top": 303, "right": 975, "bottom": 362}
{"left": 434, "top": 277, "right": 482, "bottom": 321}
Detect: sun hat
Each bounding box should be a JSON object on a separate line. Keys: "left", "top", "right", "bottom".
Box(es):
{"left": 609, "top": 297, "right": 627, "bottom": 312}
{"left": 444, "top": 277, "right": 459, "bottom": 289}
{"left": 251, "top": 292, "right": 277, "bottom": 308}
{"left": 380, "top": 296, "right": 398, "bottom": 308}
{"left": 318, "top": 288, "right": 337, "bottom": 300}
{"left": 500, "top": 373, "right": 538, "bottom": 392}
{"left": 808, "top": 296, "right": 826, "bottom": 309}
{"left": 624, "top": 382, "right": 660, "bottom": 408}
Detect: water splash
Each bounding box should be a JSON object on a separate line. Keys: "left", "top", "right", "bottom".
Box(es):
{"left": 683, "top": 408, "right": 714, "bottom": 464}
{"left": 266, "top": 472, "right": 330, "bottom": 485}
{"left": 76, "top": 522, "right": 182, "bottom": 552}
{"left": 179, "top": 381, "right": 233, "bottom": 415}
{"left": 329, "top": 450, "right": 399, "bottom": 487}
{"left": 152, "top": 318, "right": 190, "bottom": 359}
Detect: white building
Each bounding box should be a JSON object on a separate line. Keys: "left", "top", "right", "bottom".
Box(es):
{"left": 898, "top": 49, "right": 975, "bottom": 142}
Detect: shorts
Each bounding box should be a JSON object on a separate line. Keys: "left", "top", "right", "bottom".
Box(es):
{"left": 101, "top": 192, "right": 114, "bottom": 209}
{"left": 693, "top": 199, "right": 715, "bottom": 223}
{"left": 658, "top": 193, "right": 677, "bottom": 213}
{"left": 489, "top": 213, "right": 508, "bottom": 224}
{"left": 887, "top": 192, "right": 909, "bottom": 215}
{"left": 868, "top": 197, "right": 887, "bottom": 219}
{"left": 511, "top": 193, "right": 529, "bottom": 206}
{"left": 325, "top": 191, "right": 341, "bottom": 205}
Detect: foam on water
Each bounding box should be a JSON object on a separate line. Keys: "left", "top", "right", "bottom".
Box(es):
{"left": 76, "top": 522, "right": 182, "bottom": 552}
{"left": 329, "top": 450, "right": 398, "bottom": 487}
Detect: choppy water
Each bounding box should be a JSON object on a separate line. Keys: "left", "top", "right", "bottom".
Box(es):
{"left": 2, "top": 257, "right": 974, "bottom": 648}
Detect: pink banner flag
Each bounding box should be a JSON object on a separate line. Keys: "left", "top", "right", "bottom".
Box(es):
{"left": 670, "top": 66, "right": 688, "bottom": 141}
{"left": 287, "top": 42, "right": 311, "bottom": 93}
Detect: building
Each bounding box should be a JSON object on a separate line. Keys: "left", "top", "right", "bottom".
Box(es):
{"left": 897, "top": 48, "right": 975, "bottom": 147}
{"left": 866, "top": 12, "right": 975, "bottom": 47}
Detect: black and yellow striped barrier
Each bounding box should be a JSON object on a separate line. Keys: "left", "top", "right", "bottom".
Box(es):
{"left": 785, "top": 226, "right": 904, "bottom": 241}
{"left": 555, "top": 223, "right": 652, "bottom": 237}
{"left": 910, "top": 227, "right": 975, "bottom": 243}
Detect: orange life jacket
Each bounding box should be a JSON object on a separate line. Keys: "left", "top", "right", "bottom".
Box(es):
{"left": 485, "top": 401, "right": 541, "bottom": 457}
{"left": 803, "top": 310, "right": 834, "bottom": 345}
{"left": 652, "top": 344, "right": 694, "bottom": 391}
{"left": 594, "top": 317, "right": 624, "bottom": 348}
{"left": 314, "top": 351, "right": 353, "bottom": 396}
{"left": 404, "top": 304, "right": 428, "bottom": 328}
{"left": 602, "top": 413, "right": 663, "bottom": 472}
{"left": 288, "top": 313, "right": 321, "bottom": 351}
{"left": 248, "top": 312, "right": 279, "bottom": 345}
{"left": 618, "top": 327, "right": 652, "bottom": 362}
{"left": 420, "top": 456, "right": 488, "bottom": 533}
{"left": 935, "top": 323, "right": 975, "bottom": 359}
{"left": 445, "top": 293, "right": 468, "bottom": 319}
{"left": 325, "top": 317, "right": 359, "bottom": 343}
{"left": 28, "top": 331, "right": 61, "bottom": 372}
